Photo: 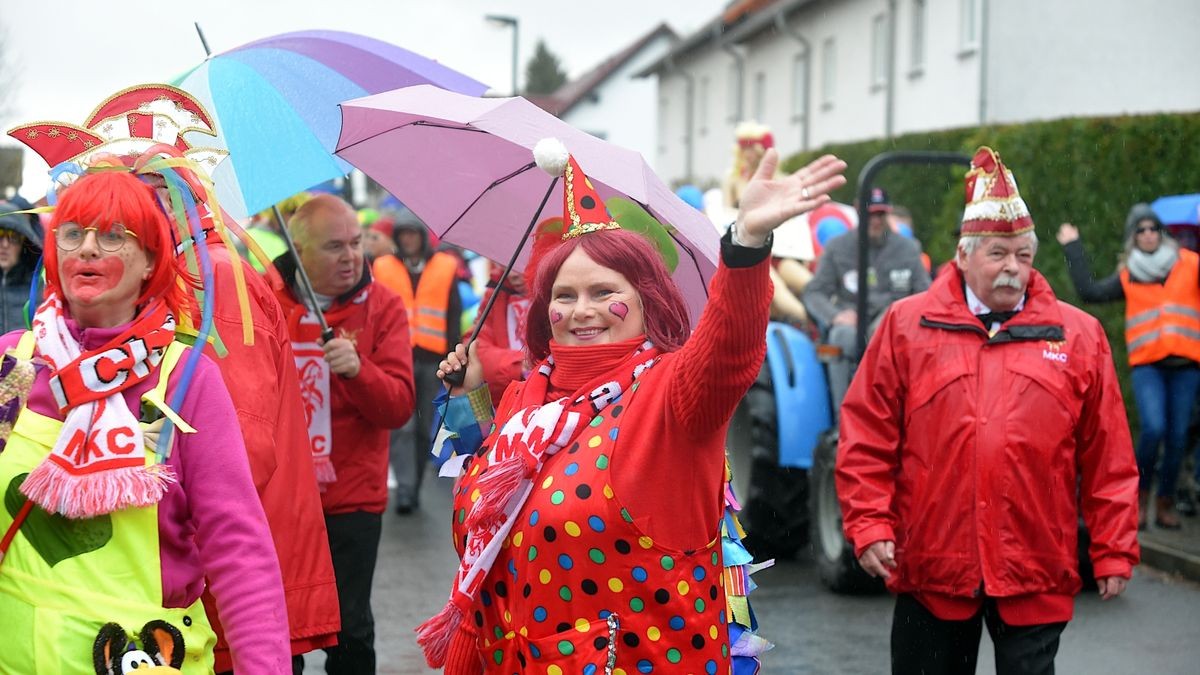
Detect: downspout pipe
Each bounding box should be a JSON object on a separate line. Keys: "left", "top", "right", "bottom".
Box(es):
{"left": 885, "top": 0, "right": 897, "bottom": 139}
{"left": 665, "top": 54, "right": 696, "bottom": 183}
{"left": 978, "top": 0, "right": 990, "bottom": 124}
{"left": 774, "top": 10, "right": 812, "bottom": 151}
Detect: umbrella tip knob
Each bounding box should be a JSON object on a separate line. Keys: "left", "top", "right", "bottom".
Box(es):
{"left": 534, "top": 138, "right": 569, "bottom": 177}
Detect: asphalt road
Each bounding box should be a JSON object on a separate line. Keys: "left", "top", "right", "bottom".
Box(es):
{"left": 302, "top": 475, "right": 1200, "bottom": 674}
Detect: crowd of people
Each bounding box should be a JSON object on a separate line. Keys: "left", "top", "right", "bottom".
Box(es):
{"left": 0, "top": 78, "right": 1182, "bottom": 675}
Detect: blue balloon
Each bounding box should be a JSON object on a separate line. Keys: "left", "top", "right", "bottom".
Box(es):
{"left": 675, "top": 184, "right": 704, "bottom": 211}
{"left": 816, "top": 217, "right": 849, "bottom": 246}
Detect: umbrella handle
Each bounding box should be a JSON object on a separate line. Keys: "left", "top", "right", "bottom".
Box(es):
{"left": 442, "top": 175, "right": 559, "bottom": 389}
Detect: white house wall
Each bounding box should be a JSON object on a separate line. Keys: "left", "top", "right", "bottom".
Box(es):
{"left": 691, "top": 44, "right": 744, "bottom": 189}
{"left": 797, "top": 0, "right": 892, "bottom": 146}
{"left": 741, "top": 25, "right": 807, "bottom": 159}
{"left": 650, "top": 0, "right": 1199, "bottom": 187}
{"left": 654, "top": 43, "right": 746, "bottom": 187}
{"left": 985, "top": 0, "right": 1200, "bottom": 124}
{"left": 562, "top": 33, "right": 676, "bottom": 170}
{"left": 654, "top": 68, "right": 691, "bottom": 183}
{"left": 892, "top": 0, "right": 984, "bottom": 134}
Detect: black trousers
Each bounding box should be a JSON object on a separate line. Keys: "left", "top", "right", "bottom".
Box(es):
{"left": 891, "top": 594, "right": 1067, "bottom": 675}
{"left": 292, "top": 511, "right": 383, "bottom": 675}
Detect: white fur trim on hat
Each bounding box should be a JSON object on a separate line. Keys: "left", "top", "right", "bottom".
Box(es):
{"left": 963, "top": 195, "right": 1031, "bottom": 223}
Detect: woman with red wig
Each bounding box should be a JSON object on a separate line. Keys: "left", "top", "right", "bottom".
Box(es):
{"left": 419, "top": 141, "right": 846, "bottom": 673}
{"left": 0, "top": 169, "right": 289, "bottom": 673}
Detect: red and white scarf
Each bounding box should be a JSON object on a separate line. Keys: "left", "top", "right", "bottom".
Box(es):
{"left": 283, "top": 288, "right": 370, "bottom": 487}
{"left": 417, "top": 339, "right": 660, "bottom": 667}
{"left": 20, "top": 294, "right": 177, "bottom": 518}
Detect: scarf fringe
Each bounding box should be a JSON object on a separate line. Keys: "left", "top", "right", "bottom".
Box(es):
{"left": 312, "top": 456, "right": 337, "bottom": 485}
{"left": 465, "top": 455, "right": 530, "bottom": 531}
{"left": 415, "top": 597, "right": 465, "bottom": 668}
{"left": 20, "top": 461, "right": 177, "bottom": 519}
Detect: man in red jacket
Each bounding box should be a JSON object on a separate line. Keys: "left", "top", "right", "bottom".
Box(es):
{"left": 467, "top": 263, "right": 531, "bottom": 403}
{"left": 836, "top": 147, "right": 1139, "bottom": 675}
{"left": 275, "top": 194, "right": 416, "bottom": 673}
{"left": 198, "top": 238, "right": 341, "bottom": 674}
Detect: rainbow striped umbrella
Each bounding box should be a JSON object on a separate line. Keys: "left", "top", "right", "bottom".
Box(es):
{"left": 172, "top": 29, "right": 488, "bottom": 218}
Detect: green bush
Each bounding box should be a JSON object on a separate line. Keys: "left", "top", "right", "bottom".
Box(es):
{"left": 782, "top": 112, "right": 1200, "bottom": 430}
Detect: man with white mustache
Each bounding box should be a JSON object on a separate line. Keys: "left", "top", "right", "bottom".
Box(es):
{"left": 835, "top": 147, "right": 1139, "bottom": 675}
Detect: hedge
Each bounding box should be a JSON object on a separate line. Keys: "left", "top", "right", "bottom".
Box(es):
{"left": 781, "top": 112, "right": 1200, "bottom": 430}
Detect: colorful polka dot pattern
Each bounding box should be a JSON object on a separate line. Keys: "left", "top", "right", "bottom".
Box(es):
{"left": 453, "top": 390, "right": 730, "bottom": 674}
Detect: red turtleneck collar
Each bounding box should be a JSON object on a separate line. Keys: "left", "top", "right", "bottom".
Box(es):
{"left": 546, "top": 335, "right": 647, "bottom": 400}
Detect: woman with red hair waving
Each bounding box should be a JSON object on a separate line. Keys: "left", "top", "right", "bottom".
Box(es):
{"left": 0, "top": 170, "right": 289, "bottom": 673}
{"left": 420, "top": 143, "right": 845, "bottom": 674}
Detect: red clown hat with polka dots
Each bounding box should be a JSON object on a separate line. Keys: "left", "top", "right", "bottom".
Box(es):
{"left": 533, "top": 138, "right": 620, "bottom": 239}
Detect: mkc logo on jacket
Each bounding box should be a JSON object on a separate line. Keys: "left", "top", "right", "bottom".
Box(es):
{"left": 1043, "top": 339, "right": 1068, "bottom": 364}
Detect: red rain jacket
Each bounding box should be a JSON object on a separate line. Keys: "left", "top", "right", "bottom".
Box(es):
{"left": 196, "top": 242, "right": 340, "bottom": 669}
{"left": 836, "top": 267, "right": 1139, "bottom": 604}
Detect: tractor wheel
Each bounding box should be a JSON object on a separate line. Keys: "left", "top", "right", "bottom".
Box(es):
{"left": 809, "top": 430, "right": 884, "bottom": 594}
{"left": 729, "top": 361, "right": 810, "bottom": 560}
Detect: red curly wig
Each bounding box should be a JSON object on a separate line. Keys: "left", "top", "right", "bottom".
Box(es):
{"left": 525, "top": 228, "right": 690, "bottom": 362}
{"left": 46, "top": 171, "right": 193, "bottom": 317}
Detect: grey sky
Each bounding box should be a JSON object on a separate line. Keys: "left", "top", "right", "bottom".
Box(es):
{"left": 1, "top": 0, "right": 726, "bottom": 199}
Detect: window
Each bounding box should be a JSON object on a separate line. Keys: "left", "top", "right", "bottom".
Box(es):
{"left": 791, "top": 54, "right": 808, "bottom": 120}
{"left": 753, "top": 72, "right": 766, "bottom": 122}
{"left": 821, "top": 37, "right": 836, "bottom": 108}
{"left": 698, "top": 77, "right": 710, "bottom": 135}
{"left": 911, "top": 0, "right": 926, "bottom": 72}
{"left": 960, "top": 0, "right": 980, "bottom": 51}
{"left": 870, "top": 13, "right": 888, "bottom": 88}
{"left": 727, "top": 62, "right": 743, "bottom": 121}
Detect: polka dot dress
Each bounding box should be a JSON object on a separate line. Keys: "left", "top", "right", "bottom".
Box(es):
{"left": 454, "top": 384, "right": 731, "bottom": 674}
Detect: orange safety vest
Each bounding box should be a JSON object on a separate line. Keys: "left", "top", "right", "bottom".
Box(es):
{"left": 1120, "top": 248, "right": 1200, "bottom": 366}
{"left": 372, "top": 252, "right": 458, "bottom": 354}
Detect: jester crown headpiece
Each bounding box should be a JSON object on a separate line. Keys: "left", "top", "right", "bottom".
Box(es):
{"left": 960, "top": 146, "right": 1034, "bottom": 237}
{"left": 8, "top": 84, "right": 228, "bottom": 186}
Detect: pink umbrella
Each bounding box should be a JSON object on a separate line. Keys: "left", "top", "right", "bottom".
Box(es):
{"left": 335, "top": 84, "right": 719, "bottom": 325}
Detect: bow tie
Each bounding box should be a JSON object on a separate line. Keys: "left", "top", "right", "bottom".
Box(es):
{"left": 977, "top": 310, "right": 1018, "bottom": 327}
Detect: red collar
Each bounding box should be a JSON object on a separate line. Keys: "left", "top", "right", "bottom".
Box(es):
{"left": 921, "top": 266, "right": 1063, "bottom": 329}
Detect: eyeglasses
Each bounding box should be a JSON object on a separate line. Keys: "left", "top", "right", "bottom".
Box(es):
{"left": 0, "top": 232, "right": 25, "bottom": 247}
{"left": 55, "top": 223, "right": 139, "bottom": 253}
{"left": 1135, "top": 226, "right": 1161, "bottom": 235}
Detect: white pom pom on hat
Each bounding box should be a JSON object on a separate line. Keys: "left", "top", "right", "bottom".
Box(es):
{"left": 533, "top": 138, "right": 570, "bottom": 177}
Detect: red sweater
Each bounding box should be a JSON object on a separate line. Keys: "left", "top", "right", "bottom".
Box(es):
{"left": 443, "top": 244, "right": 772, "bottom": 673}
{"left": 489, "top": 250, "right": 771, "bottom": 552}
{"left": 610, "top": 258, "right": 771, "bottom": 547}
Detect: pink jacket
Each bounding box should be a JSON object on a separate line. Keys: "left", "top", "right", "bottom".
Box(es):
{"left": 0, "top": 322, "right": 291, "bottom": 673}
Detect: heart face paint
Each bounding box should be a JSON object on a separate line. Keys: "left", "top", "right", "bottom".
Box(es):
{"left": 550, "top": 310, "right": 565, "bottom": 324}
{"left": 608, "top": 302, "right": 629, "bottom": 321}
{"left": 62, "top": 256, "right": 125, "bottom": 304}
